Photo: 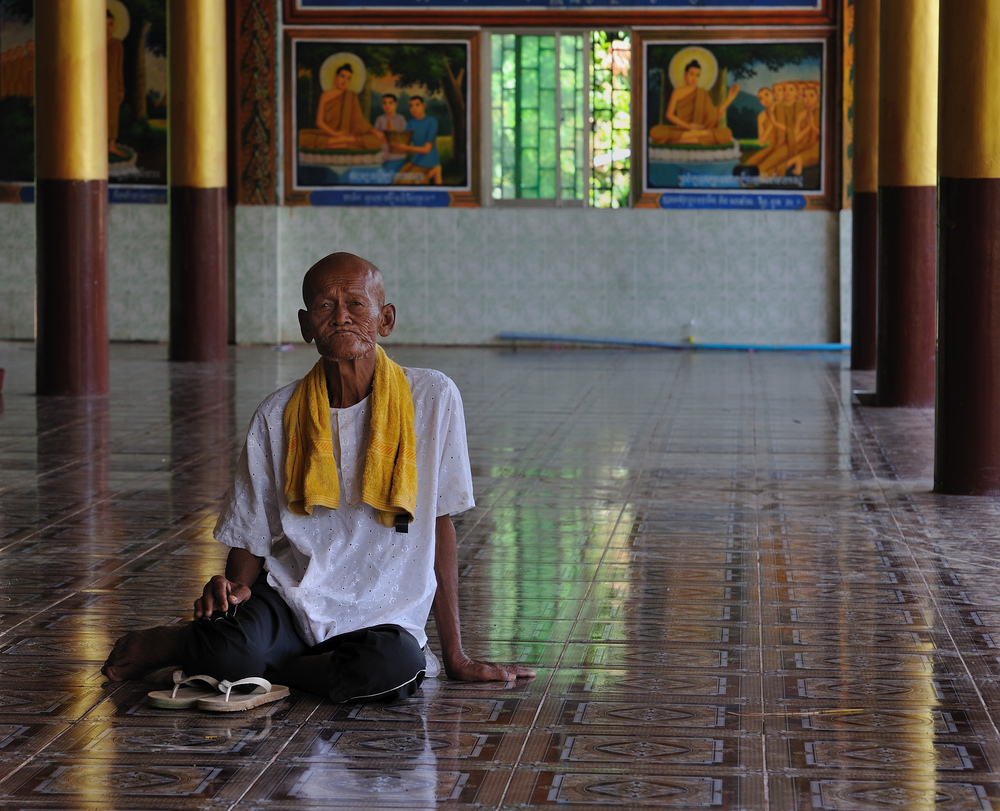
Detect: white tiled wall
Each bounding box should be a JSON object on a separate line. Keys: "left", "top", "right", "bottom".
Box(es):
{"left": 268, "top": 204, "right": 843, "bottom": 347}
{"left": 107, "top": 204, "right": 169, "bottom": 341}
{"left": 0, "top": 202, "right": 170, "bottom": 342}
{"left": 0, "top": 203, "right": 35, "bottom": 339}
{"left": 235, "top": 206, "right": 281, "bottom": 344}
{"left": 1, "top": 201, "right": 845, "bottom": 347}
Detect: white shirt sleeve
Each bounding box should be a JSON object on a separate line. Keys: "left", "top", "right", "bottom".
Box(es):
{"left": 214, "top": 389, "right": 288, "bottom": 557}
{"left": 432, "top": 376, "right": 475, "bottom": 518}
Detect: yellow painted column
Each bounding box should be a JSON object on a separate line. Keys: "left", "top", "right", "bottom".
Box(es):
{"left": 168, "top": 0, "right": 229, "bottom": 362}
{"left": 935, "top": 1, "right": 1000, "bottom": 494}
{"left": 34, "top": 0, "right": 109, "bottom": 395}
{"left": 875, "top": 0, "right": 937, "bottom": 407}
{"left": 850, "top": 0, "right": 879, "bottom": 371}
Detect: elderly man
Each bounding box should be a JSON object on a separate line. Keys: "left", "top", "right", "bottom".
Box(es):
{"left": 103, "top": 252, "right": 534, "bottom": 707}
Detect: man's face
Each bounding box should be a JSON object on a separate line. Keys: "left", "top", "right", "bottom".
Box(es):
{"left": 758, "top": 88, "right": 773, "bottom": 107}
{"left": 784, "top": 83, "right": 798, "bottom": 103}
{"left": 382, "top": 96, "right": 397, "bottom": 115}
{"left": 334, "top": 69, "right": 352, "bottom": 90}
{"left": 409, "top": 98, "right": 425, "bottom": 119}
{"left": 684, "top": 67, "right": 700, "bottom": 87}
{"left": 299, "top": 262, "right": 393, "bottom": 362}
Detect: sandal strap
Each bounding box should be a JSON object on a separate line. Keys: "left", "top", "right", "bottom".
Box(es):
{"left": 218, "top": 676, "right": 272, "bottom": 701}
{"left": 170, "top": 671, "right": 221, "bottom": 698}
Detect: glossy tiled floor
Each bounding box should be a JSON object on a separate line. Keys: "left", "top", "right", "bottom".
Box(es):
{"left": 2, "top": 340, "right": 1000, "bottom": 809}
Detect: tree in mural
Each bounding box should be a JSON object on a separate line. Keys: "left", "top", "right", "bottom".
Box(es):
{"left": 121, "top": 0, "right": 166, "bottom": 123}
{"left": 710, "top": 44, "right": 817, "bottom": 108}
{"left": 0, "top": 0, "right": 30, "bottom": 19}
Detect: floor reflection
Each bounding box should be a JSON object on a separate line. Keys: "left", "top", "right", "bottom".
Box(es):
{"left": 1, "top": 343, "right": 1000, "bottom": 809}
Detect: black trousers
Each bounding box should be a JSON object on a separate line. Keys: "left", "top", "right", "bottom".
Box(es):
{"left": 180, "top": 578, "right": 426, "bottom": 703}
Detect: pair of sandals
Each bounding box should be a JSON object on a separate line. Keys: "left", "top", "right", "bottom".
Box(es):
{"left": 148, "top": 670, "right": 290, "bottom": 712}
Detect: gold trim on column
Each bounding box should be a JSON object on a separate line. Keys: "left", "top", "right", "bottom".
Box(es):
{"left": 853, "top": 0, "right": 879, "bottom": 194}
{"left": 939, "top": 0, "right": 1000, "bottom": 179}
{"left": 878, "top": 0, "right": 938, "bottom": 188}
{"left": 169, "top": 0, "right": 227, "bottom": 189}
{"left": 35, "top": 0, "right": 107, "bottom": 181}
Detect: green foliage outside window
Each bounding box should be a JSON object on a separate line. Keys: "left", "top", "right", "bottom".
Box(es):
{"left": 590, "top": 31, "right": 631, "bottom": 209}
{"left": 491, "top": 30, "right": 630, "bottom": 207}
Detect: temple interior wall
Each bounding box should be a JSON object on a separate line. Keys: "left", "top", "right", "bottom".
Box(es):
{"left": 0, "top": 202, "right": 850, "bottom": 347}
{"left": 0, "top": 0, "right": 850, "bottom": 350}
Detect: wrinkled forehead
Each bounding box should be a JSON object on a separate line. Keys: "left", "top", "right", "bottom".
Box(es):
{"left": 302, "top": 261, "right": 384, "bottom": 306}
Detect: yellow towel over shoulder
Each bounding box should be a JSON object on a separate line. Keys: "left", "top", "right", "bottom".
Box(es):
{"left": 283, "top": 345, "right": 417, "bottom": 528}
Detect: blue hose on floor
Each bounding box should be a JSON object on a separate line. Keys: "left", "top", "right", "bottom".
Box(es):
{"left": 498, "top": 333, "right": 849, "bottom": 352}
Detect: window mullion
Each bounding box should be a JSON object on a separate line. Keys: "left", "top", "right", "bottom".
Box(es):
{"left": 514, "top": 37, "right": 523, "bottom": 198}
{"left": 554, "top": 33, "right": 562, "bottom": 205}
{"left": 583, "top": 38, "right": 591, "bottom": 207}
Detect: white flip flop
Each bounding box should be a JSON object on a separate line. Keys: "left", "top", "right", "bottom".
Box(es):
{"left": 197, "top": 676, "right": 290, "bottom": 712}
{"left": 147, "top": 671, "right": 221, "bottom": 709}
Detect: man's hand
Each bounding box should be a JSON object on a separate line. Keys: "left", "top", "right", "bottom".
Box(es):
{"left": 445, "top": 651, "right": 536, "bottom": 683}
{"left": 194, "top": 548, "right": 264, "bottom": 619}
{"left": 193, "top": 575, "right": 252, "bottom": 619}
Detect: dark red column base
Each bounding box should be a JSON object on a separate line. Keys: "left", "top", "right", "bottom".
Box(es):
{"left": 35, "top": 178, "right": 109, "bottom": 396}
{"left": 851, "top": 191, "right": 878, "bottom": 371}
{"left": 875, "top": 185, "right": 936, "bottom": 408}
{"left": 935, "top": 176, "right": 1000, "bottom": 495}
{"left": 169, "top": 186, "right": 228, "bottom": 362}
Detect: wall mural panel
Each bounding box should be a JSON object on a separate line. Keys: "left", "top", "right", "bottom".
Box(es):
{"left": 285, "top": 30, "right": 478, "bottom": 207}
{"left": 0, "top": 0, "right": 168, "bottom": 203}
{"left": 635, "top": 29, "right": 835, "bottom": 211}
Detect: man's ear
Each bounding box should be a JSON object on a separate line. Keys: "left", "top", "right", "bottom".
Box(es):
{"left": 298, "top": 309, "right": 315, "bottom": 344}
{"left": 379, "top": 303, "right": 396, "bottom": 338}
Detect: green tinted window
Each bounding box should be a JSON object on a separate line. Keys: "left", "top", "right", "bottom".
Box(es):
{"left": 492, "top": 33, "right": 586, "bottom": 203}
{"left": 491, "top": 31, "right": 630, "bottom": 207}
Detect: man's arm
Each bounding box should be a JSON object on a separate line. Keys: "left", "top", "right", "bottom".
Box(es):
{"left": 193, "top": 547, "right": 264, "bottom": 619}
{"left": 432, "top": 514, "right": 536, "bottom": 682}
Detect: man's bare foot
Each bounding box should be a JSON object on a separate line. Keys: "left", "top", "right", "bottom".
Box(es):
{"left": 102, "top": 625, "right": 187, "bottom": 682}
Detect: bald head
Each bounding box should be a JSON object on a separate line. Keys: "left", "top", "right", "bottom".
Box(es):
{"left": 302, "top": 252, "right": 385, "bottom": 309}
{"left": 298, "top": 252, "right": 396, "bottom": 362}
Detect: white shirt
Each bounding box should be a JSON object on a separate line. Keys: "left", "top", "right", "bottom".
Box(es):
{"left": 214, "top": 366, "right": 475, "bottom": 648}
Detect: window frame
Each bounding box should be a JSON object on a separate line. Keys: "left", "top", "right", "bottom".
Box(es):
{"left": 484, "top": 28, "right": 591, "bottom": 208}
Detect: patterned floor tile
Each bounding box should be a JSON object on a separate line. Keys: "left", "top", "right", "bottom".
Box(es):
{"left": 546, "top": 669, "right": 743, "bottom": 699}
{"left": 281, "top": 725, "right": 527, "bottom": 765}
{"left": 524, "top": 730, "right": 750, "bottom": 768}
{"left": 5, "top": 345, "right": 1000, "bottom": 809}
{"left": 560, "top": 642, "right": 751, "bottom": 670}
{"left": 518, "top": 769, "right": 757, "bottom": 808}
{"left": 771, "top": 776, "right": 1000, "bottom": 811}
{"left": 538, "top": 698, "right": 743, "bottom": 732}
{"left": 247, "top": 761, "right": 510, "bottom": 808}
{"left": 773, "top": 735, "right": 994, "bottom": 772}
{"left": 0, "top": 758, "right": 255, "bottom": 805}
